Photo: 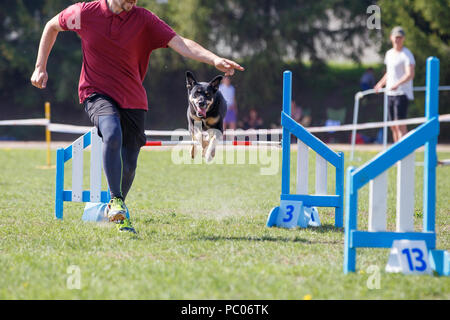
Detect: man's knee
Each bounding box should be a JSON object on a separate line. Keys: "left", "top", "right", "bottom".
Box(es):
{"left": 104, "top": 130, "right": 122, "bottom": 151}
{"left": 99, "top": 117, "right": 122, "bottom": 149}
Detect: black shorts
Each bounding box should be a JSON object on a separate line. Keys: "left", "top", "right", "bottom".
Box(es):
{"left": 388, "top": 95, "right": 409, "bottom": 121}
{"left": 83, "top": 93, "right": 147, "bottom": 149}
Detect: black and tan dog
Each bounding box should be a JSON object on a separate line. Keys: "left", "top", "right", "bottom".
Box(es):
{"left": 186, "top": 71, "right": 226, "bottom": 162}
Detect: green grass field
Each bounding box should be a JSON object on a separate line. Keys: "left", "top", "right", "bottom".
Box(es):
{"left": 0, "top": 147, "right": 449, "bottom": 299}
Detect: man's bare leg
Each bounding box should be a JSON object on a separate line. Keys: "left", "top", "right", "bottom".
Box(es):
{"left": 398, "top": 125, "right": 408, "bottom": 140}
{"left": 391, "top": 126, "right": 399, "bottom": 143}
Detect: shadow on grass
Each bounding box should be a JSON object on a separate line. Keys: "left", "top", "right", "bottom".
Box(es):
{"left": 308, "top": 224, "right": 344, "bottom": 234}
{"left": 190, "top": 224, "right": 344, "bottom": 244}
{"left": 196, "top": 235, "right": 309, "bottom": 243}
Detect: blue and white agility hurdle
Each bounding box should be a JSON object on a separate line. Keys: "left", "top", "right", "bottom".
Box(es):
{"left": 266, "top": 71, "right": 344, "bottom": 228}
{"left": 344, "top": 57, "right": 449, "bottom": 276}
{"left": 55, "top": 128, "right": 112, "bottom": 220}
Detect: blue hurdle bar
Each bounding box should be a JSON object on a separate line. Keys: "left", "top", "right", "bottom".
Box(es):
{"left": 267, "top": 71, "right": 344, "bottom": 228}
{"left": 344, "top": 57, "right": 449, "bottom": 276}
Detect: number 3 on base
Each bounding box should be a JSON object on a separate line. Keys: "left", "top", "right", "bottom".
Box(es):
{"left": 276, "top": 200, "right": 308, "bottom": 229}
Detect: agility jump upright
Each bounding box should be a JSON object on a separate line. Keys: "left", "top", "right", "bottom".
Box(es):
{"left": 344, "top": 57, "right": 449, "bottom": 276}
{"left": 267, "top": 71, "right": 344, "bottom": 228}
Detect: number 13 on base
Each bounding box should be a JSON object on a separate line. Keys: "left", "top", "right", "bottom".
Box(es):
{"left": 386, "top": 240, "right": 432, "bottom": 275}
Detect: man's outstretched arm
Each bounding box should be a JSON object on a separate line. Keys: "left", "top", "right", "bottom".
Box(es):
{"left": 31, "top": 14, "right": 64, "bottom": 89}
{"left": 168, "top": 35, "right": 244, "bottom": 76}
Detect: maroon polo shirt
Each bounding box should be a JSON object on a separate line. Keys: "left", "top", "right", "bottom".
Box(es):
{"left": 59, "top": 0, "right": 177, "bottom": 110}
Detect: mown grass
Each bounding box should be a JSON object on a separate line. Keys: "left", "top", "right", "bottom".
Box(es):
{"left": 0, "top": 147, "right": 448, "bottom": 299}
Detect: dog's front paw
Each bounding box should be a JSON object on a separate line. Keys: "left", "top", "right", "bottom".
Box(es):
{"left": 204, "top": 146, "right": 216, "bottom": 163}
{"left": 191, "top": 145, "right": 203, "bottom": 160}
{"left": 191, "top": 145, "right": 196, "bottom": 159}
{"left": 205, "top": 153, "right": 214, "bottom": 163}
{"left": 204, "top": 135, "right": 218, "bottom": 163}
{"left": 202, "top": 140, "right": 209, "bottom": 157}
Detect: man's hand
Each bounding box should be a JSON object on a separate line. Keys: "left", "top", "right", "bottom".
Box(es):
{"left": 373, "top": 82, "right": 382, "bottom": 93}
{"left": 31, "top": 67, "right": 49, "bottom": 89}
{"left": 374, "top": 82, "right": 383, "bottom": 93}
{"left": 390, "top": 83, "right": 399, "bottom": 91}
{"left": 31, "top": 14, "right": 62, "bottom": 90}
{"left": 213, "top": 57, "right": 244, "bottom": 76}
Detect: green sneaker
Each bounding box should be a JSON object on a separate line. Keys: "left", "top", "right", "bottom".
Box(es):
{"left": 116, "top": 219, "right": 137, "bottom": 234}
{"left": 105, "top": 197, "right": 127, "bottom": 222}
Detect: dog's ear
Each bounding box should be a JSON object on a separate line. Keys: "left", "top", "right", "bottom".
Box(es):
{"left": 209, "top": 75, "right": 223, "bottom": 92}
{"left": 186, "top": 71, "right": 197, "bottom": 91}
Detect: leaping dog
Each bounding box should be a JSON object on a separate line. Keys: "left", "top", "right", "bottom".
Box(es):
{"left": 186, "top": 71, "right": 226, "bottom": 162}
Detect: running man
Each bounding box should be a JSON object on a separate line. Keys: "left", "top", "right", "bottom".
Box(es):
{"left": 31, "top": 0, "right": 244, "bottom": 232}
{"left": 374, "top": 26, "right": 415, "bottom": 143}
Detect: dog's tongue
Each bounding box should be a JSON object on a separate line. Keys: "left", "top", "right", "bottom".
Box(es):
{"left": 199, "top": 109, "right": 207, "bottom": 117}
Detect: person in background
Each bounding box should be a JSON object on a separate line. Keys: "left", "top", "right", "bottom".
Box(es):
{"left": 301, "top": 115, "right": 312, "bottom": 127}
{"left": 291, "top": 100, "right": 303, "bottom": 123}
{"left": 374, "top": 26, "right": 415, "bottom": 143}
{"left": 241, "top": 108, "right": 263, "bottom": 130}
{"left": 219, "top": 76, "right": 238, "bottom": 130}
{"left": 360, "top": 67, "right": 375, "bottom": 91}
{"left": 271, "top": 100, "right": 310, "bottom": 129}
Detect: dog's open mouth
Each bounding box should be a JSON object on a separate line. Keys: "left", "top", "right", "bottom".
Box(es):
{"left": 197, "top": 108, "right": 207, "bottom": 118}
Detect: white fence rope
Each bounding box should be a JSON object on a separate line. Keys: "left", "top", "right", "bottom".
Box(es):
{"left": 0, "top": 119, "right": 49, "bottom": 126}
{"left": 1, "top": 114, "right": 449, "bottom": 137}
{"left": 308, "top": 114, "right": 450, "bottom": 133}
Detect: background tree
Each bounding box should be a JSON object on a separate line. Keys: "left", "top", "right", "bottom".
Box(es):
{"left": 1, "top": 0, "right": 448, "bottom": 141}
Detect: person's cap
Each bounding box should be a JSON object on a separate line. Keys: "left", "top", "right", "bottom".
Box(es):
{"left": 391, "top": 26, "right": 405, "bottom": 37}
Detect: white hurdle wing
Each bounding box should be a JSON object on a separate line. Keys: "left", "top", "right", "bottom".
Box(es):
{"left": 89, "top": 128, "right": 103, "bottom": 203}
{"left": 369, "top": 172, "right": 388, "bottom": 232}
{"left": 71, "top": 136, "right": 84, "bottom": 202}
{"left": 296, "top": 141, "right": 309, "bottom": 194}
{"left": 368, "top": 152, "right": 416, "bottom": 232}
{"left": 296, "top": 141, "right": 329, "bottom": 197}
{"left": 396, "top": 152, "right": 415, "bottom": 232}
{"left": 315, "top": 154, "right": 327, "bottom": 195}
